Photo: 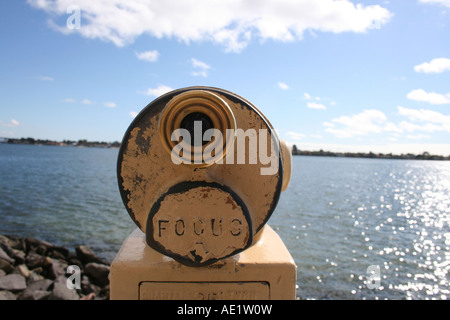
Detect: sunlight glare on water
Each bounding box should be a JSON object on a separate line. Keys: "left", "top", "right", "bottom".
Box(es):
{"left": 0, "top": 145, "right": 449, "bottom": 299}
{"left": 272, "top": 157, "right": 450, "bottom": 300}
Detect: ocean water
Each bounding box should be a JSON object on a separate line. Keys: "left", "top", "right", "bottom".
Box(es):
{"left": 0, "top": 143, "right": 449, "bottom": 300}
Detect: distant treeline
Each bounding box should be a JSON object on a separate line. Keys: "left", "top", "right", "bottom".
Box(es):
{"left": 2, "top": 137, "right": 449, "bottom": 160}
{"left": 292, "top": 145, "right": 450, "bottom": 161}
{"left": 2, "top": 137, "right": 121, "bottom": 148}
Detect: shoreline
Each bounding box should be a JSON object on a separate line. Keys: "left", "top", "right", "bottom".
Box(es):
{"left": 292, "top": 148, "right": 450, "bottom": 161}
{"left": 0, "top": 234, "right": 110, "bottom": 300}
{"left": 2, "top": 139, "right": 449, "bottom": 161}
{"left": 0, "top": 138, "right": 120, "bottom": 149}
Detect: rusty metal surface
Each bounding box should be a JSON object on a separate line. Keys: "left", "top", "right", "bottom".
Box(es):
{"left": 146, "top": 181, "right": 252, "bottom": 266}
{"left": 117, "top": 86, "right": 285, "bottom": 266}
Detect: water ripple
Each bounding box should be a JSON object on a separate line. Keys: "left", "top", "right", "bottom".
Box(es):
{"left": 1, "top": 145, "right": 449, "bottom": 299}
{"left": 273, "top": 156, "right": 450, "bottom": 300}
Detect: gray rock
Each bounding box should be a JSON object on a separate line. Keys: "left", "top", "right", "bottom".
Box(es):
{"left": 0, "top": 274, "right": 27, "bottom": 291}
{"left": 0, "top": 235, "right": 11, "bottom": 247}
{"left": 49, "top": 259, "right": 68, "bottom": 279}
{"left": 25, "top": 238, "right": 53, "bottom": 253}
{"left": 0, "top": 247, "right": 14, "bottom": 264}
{"left": 28, "top": 271, "right": 44, "bottom": 282}
{"left": 11, "top": 249, "right": 25, "bottom": 264}
{"left": 0, "top": 234, "right": 110, "bottom": 300}
{"left": 19, "top": 289, "right": 50, "bottom": 300}
{"left": 12, "top": 264, "right": 30, "bottom": 278}
{"left": 49, "top": 249, "right": 66, "bottom": 260}
{"left": 48, "top": 282, "right": 79, "bottom": 300}
{"left": 0, "top": 235, "right": 22, "bottom": 251}
{"left": 31, "top": 244, "right": 48, "bottom": 256}
{"left": 84, "top": 263, "right": 110, "bottom": 286}
{"left": 0, "top": 258, "right": 13, "bottom": 274}
{"left": 54, "top": 274, "right": 68, "bottom": 285}
{"left": 30, "top": 267, "right": 43, "bottom": 276}
{"left": 81, "top": 275, "right": 101, "bottom": 295}
{"left": 75, "top": 245, "right": 105, "bottom": 264}
{"left": 50, "top": 246, "right": 70, "bottom": 259}
{"left": 25, "top": 253, "right": 46, "bottom": 269}
{"left": 26, "top": 279, "right": 53, "bottom": 292}
{"left": 0, "top": 237, "right": 18, "bottom": 258}
{"left": 0, "top": 290, "right": 16, "bottom": 300}
{"left": 17, "top": 279, "right": 53, "bottom": 300}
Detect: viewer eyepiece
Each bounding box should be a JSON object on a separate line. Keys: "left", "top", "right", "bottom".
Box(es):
{"left": 180, "top": 112, "right": 214, "bottom": 147}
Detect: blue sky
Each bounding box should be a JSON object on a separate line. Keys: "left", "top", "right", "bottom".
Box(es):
{"left": 1, "top": 0, "right": 450, "bottom": 155}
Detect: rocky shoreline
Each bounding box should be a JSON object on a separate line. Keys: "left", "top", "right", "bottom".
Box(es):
{"left": 0, "top": 234, "right": 110, "bottom": 300}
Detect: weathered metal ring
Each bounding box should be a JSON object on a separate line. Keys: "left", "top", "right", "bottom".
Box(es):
{"left": 159, "top": 90, "right": 236, "bottom": 166}
{"left": 146, "top": 181, "right": 253, "bottom": 267}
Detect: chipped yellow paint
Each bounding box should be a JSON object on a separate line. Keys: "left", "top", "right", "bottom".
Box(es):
{"left": 110, "top": 225, "right": 297, "bottom": 300}
{"left": 118, "top": 87, "right": 286, "bottom": 245}
{"left": 114, "top": 87, "right": 296, "bottom": 299}
{"left": 148, "top": 186, "right": 251, "bottom": 265}
{"left": 280, "top": 140, "right": 292, "bottom": 191}
{"left": 159, "top": 90, "right": 236, "bottom": 166}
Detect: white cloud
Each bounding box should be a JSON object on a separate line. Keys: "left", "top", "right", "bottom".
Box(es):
{"left": 81, "top": 98, "right": 93, "bottom": 105}
{"left": 398, "top": 121, "right": 443, "bottom": 133}
{"left": 419, "top": 0, "right": 450, "bottom": 8}
{"left": 191, "top": 58, "right": 210, "bottom": 70}
{"left": 397, "top": 106, "right": 450, "bottom": 133}
{"left": 143, "top": 85, "right": 174, "bottom": 97}
{"left": 37, "top": 75, "right": 54, "bottom": 81}
{"left": 325, "top": 107, "right": 450, "bottom": 139}
{"left": 304, "top": 92, "right": 336, "bottom": 108}
{"left": 285, "top": 131, "right": 306, "bottom": 141}
{"left": 0, "top": 119, "right": 20, "bottom": 127}
{"left": 104, "top": 102, "right": 116, "bottom": 108}
{"left": 398, "top": 106, "right": 447, "bottom": 123}
{"left": 289, "top": 106, "right": 450, "bottom": 154}
{"left": 135, "top": 50, "right": 160, "bottom": 62}
{"left": 191, "top": 58, "right": 210, "bottom": 77}
{"left": 324, "top": 109, "right": 400, "bottom": 138}
{"left": 406, "top": 134, "right": 432, "bottom": 140}
{"left": 64, "top": 98, "right": 116, "bottom": 107}
{"left": 28, "top": 0, "right": 392, "bottom": 53}
{"left": 406, "top": 89, "right": 450, "bottom": 105}
{"left": 278, "top": 82, "right": 289, "bottom": 90}
{"left": 414, "top": 58, "right": 450, "bottom": 74}
{"left": 307, "top": 102, "right": 327, "bottom": 110}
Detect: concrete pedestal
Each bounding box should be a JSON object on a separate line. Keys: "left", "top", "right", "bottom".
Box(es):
{"left": 110, "top": 225, "right": 297, "bottom": 300}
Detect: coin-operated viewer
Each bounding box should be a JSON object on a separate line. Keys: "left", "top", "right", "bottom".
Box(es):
{"left": 110, "top": 86, "right": 297, "bottom": 300}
